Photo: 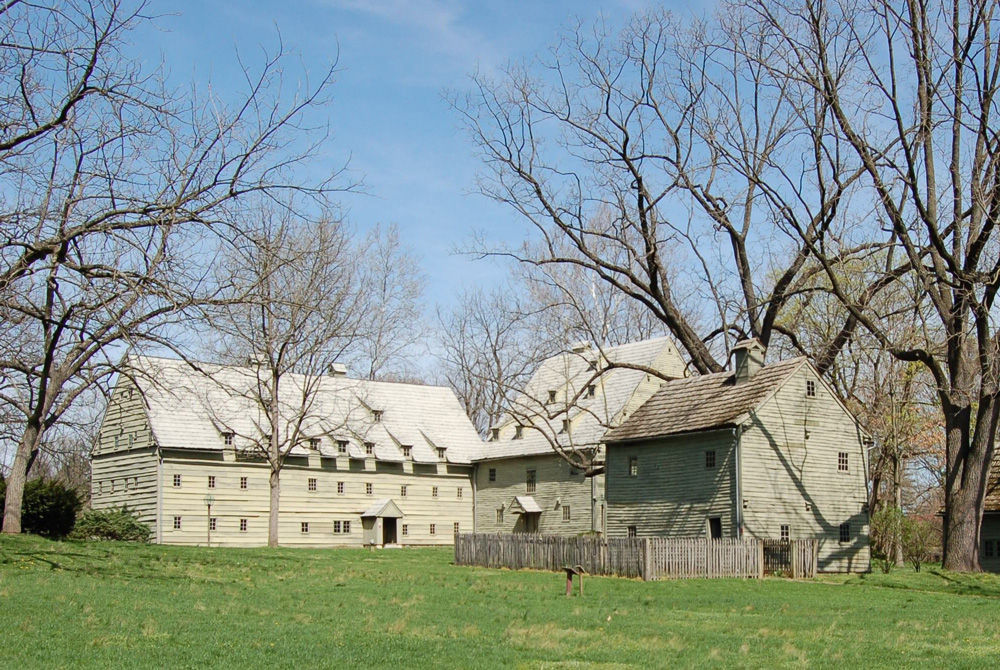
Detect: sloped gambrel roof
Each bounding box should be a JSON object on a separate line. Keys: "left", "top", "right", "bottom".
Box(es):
{"left": 474, "top": 337, "right": 686, "bottom": 461}
{"left": 125, "top": 356, "right": 482, "bottom": 464}
{"left": 604, "top": 357, "right": 809, "bottom": 443}
{"left": 986, "top": 461, "right": 1000, "bottom": 513}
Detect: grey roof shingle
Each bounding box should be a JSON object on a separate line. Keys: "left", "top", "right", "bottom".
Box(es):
{"left": 474, "top": 337, "right": 686, "bottom": 461}
{"left": 603, "top": 357, "right": 807, "bottom": 443}
{"left": 127, "top": 356, "right": 482, "bottom": 464}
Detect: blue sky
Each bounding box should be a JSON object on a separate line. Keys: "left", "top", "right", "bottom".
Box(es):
{"left": 133, "top": 1, "right": 702, "bottom": 308}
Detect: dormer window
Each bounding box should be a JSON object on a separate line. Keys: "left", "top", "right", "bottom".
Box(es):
{"left": 489, "top": 428, "right": 499, "bottom": 441}
{"left": 336, "top": 440, "right": 348, "bottom": 454}
{"left": 222, "top": 432, "right": 234, "bottom": 447}
{"left": 365, "top": 442, "right": 374, "bottom": 456}
{"left": 437, "top": 447, "right": 446, "bottom": 459}
{"left": 308, "top": 438, "right": 320, "bottom": 450}
{"left": 372, "top": 409, "right": 383, "bottom": 422}
{"left": 560, "top": 419, "right": 570, "bottom": 434}
{"left": 402, "top": 445, "right": 412, "bottom": 458}
{"left": 586, "top": 384, "right": 596, "bottom": 398}
{"left": 588, "top": 359, "right": 597, "bottom": 371}
{"left": 514, "top": 425, "right": 523, "bottom": 440}
{"left": 547, "top": 390, "right": 557, "bottom": 404}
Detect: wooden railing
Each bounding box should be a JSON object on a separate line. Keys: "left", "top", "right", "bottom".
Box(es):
{"left": 454, "top": 533, "right": 818, "bottom": 580}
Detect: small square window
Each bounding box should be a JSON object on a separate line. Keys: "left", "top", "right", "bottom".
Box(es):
{"left": 301, "top": 522, "right": 309, "bottom": 534}
{"left": 402, "top": 524, "right": 408, "bottom": 536}
{"left": 806, "top": 380, "right": 816, "bottom": 398}
{"left": 401, "top": 484, "right": 407, "bottom": 497}
{"left": 223, "top": 432, "right": 234, "bottom": 446}
{"left": 402, "top": 445, "right": 412, "bottom": 458}
{"left": 780, "top": 524, "right": 790, "bottom": 541}
{"left": 430, "top": 524, "right": 436, "bottom": 535}
{"left": 496, "top": 508, "right": 504, "bottom": 524}
{"left": 457, "top": 487, "right": 463, "bottom": 499}
{"left": 337, "top": 439, "right": 348, "bottom": 454}
{"left": 838, "top": 452, "right": 849, "bottom": 472}
{"left": 627, "top": 525, "right": 637, "bottom": 537}
{"left": 488, "top": 468, "right": 497, "bottom": 482}
{"left": 337, "top": 481, "right": 344, "bottom": 494}
{"left": 365, "top": 442, "right": 374, "bottom": 456}
{"left": 365, "top": 482, "right": 373, "bottom": 495}
{"left": 209, "top": 517, "right": 217, "bottom": 531}
{"left": 308, "top": 477, "right": 317, "bottom": 492}
{"left": 432, "top": 486, "right": 439, "bottom": 498}
{"left": 705, "top": 450, "right": 716, "bottom": 469}
{"left": 240, "top": 476, "right": 248, "bottom": 489}
{"left": 208, "top": 475, "right": 216, "bottom": 489}
{"left": 333, "top": 520, "right": 341, "bottom": 534}
{"left": 839, "top": 522, "right": 851, "bottom": 543}
{"left": 343, "top": 521, "right": 351, "bottom": 534}
{"left": 563, "top": 505, "right": 571, "bottom": 521}
{"left": 514, "top": 425, "right": 523, "bottom": 440}
{"left": 629, "top": 456, "right": 638, "bottom": 477}
{"left": 173, "top": 516, "right": 182, "bottom": 530}
{"left": 526, "top": 470, "right": 536, "bottom": 493}
{"left": 173, "top": 474, "right": 182, "bottom": 487}
{"left": 454, "top": 522, "right": 460, "bottom": 535}
{"left": 240, "top": 518, "right": 247, "bottom": 532}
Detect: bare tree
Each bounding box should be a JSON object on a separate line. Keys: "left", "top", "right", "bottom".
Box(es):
{"left": 719, "top": 0, "right": 1000, "bottom": 571}
{"left": 0, "top": 1, "right": 346, "bottom": 534}
{"left": 204, "top": 208, "right": 416, "bottom": 546}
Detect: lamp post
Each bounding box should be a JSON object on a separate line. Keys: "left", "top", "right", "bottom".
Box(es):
{"left": 204, "top": 494, "right": 215, "bottom": 547}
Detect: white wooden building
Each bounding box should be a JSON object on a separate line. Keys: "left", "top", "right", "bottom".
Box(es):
{"left": 473, "top": 337, "right": 686, "bottom": 536}
{"left": 90, "top": 357, "right": 480, "bottom": 547}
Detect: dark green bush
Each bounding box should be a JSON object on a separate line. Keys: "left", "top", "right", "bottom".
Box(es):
{"left": 0, "top": 476, "right": 82, "bottom": 537}
{"left": 71, "top": 505, "right": 151, "bottom": 542}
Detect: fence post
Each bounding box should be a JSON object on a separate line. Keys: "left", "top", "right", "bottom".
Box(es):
{"left": 757, "top": 540, "right": 764, "bottom": 579}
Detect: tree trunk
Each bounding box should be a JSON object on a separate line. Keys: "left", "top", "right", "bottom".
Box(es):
{"left": 893, "top": 452, "right": 903, "bottom": 566}
{"left": 268, "top": 467, "right": 280, "bottom": 548}
{"left": 2, "top": 423, "right": 40, "bottom": 534}
{"left": 941, "top": 404, "right": 989, "bottom": 572}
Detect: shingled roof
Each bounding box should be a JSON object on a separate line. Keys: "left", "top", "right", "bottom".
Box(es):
{"left": 986, "top": 461, "right": 1000, "bottom": 513}
{"left": 603, "top": 357, "right": 808, "bottom": 443}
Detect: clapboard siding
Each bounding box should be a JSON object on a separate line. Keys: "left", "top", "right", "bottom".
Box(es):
{"left": 159, "top": 454, "right": 473, "bottom": 547}
{"left": 474, "top": 454, "right": 602, "bottom": 535}
{"left": 740, "top": 365, "right": 870, "bottom": 572}
{"left": 606, "top": 430, "right": 736, "bottom": 538}
{"left": 94, "top": 380, "right": 154, "bottom": 454}
{"left": 90, "top": 447, "right": 160, "bottom": 535}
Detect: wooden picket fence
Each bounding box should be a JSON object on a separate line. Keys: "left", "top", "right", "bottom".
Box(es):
{"left": 454, "top": 533, "right": 818, "bottom": 581}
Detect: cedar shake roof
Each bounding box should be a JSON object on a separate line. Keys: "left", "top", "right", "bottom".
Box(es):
{"left": 604, "top": 357, "right": 808, "bottom": 443}
{"left": 986, "top": 461, "right": 1000, "bottom": 513}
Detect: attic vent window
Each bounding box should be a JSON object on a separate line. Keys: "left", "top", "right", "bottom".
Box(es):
{"left": 337, "top": 440, "right": 348, "bottom": 454}
{"left": 806, "top": 380, "right": 816, "bottom": 398}
{"left": 365, "top": 442, "right": 374, "bottom": 456}
{"left": 402, "top": 445, "right": 412, "bottom": 458}
{"left": 586, "top": 384, "right": 596, "bottom": 398}
{"left": 514, "top": 425, "right": 523, "bottom": 440}
{"left": 548, "top": 390, "right": 556, "bottom": 403}
{"left": 489, "top": 428, "right": 499, "bottom": 441}
{"left": 372, "top": 410, "right": 383, "bottom": 422}
{"left": 223, "top": 432, "right": 234, "bottom": 446}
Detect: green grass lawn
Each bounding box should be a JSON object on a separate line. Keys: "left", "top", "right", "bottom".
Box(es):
{"left": 2, "top": 535, "right": 999, "bottom": 668}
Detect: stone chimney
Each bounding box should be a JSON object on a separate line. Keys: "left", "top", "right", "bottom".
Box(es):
{"left": 732, "top": 339, "right": 766, "bottom": 384}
